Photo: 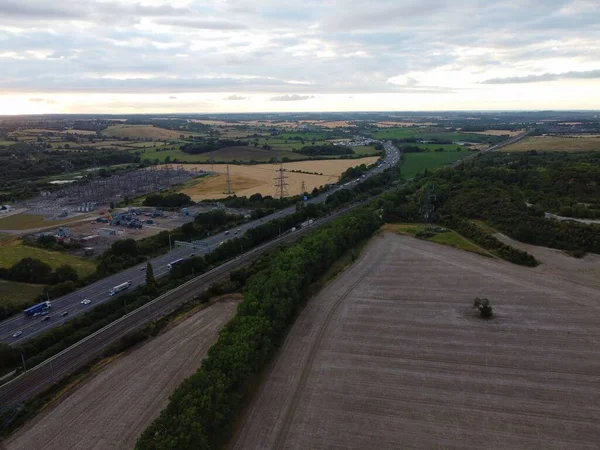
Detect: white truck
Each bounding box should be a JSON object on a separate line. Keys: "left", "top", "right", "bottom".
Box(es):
{"left": 109, "top": 281, "right": 131, "bottom": 296}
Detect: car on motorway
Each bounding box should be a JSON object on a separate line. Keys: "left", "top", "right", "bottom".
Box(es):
{"left": 81, "top": 299, "right": 91, "bottom": 305}
{"left": 41, "top": 316, "right": 51, "bottom": 322}
{"left": 190, "top": 252, "right": 195, "bottom": 257}
{"left": 61, "top": 311, "right": 69, "bottom": 317}
{"left": 224, "top": 230, "right": 230, "bottom": 235}
{"left": 40, "top": 310, "right": 49, "bottom": 316}
{"left": 12, "top": 331, "right": 22, "bottom": 338}
{"left": 140, "top": 266, "right": 146, "bottom": 271}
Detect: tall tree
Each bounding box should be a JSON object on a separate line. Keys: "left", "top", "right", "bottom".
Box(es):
{"left": 145, "top": 262, "right": 157, "bottom": 294}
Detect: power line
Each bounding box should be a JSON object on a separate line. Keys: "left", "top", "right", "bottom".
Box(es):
{"left": 274, "top": 162, "right": 289, "bottom": 198}
{"left": 208, "top": 152, "right": 215, "bottom": 172}
{"left": 225, "top": 164, "right": 234, "bottom": 195}
{"left": 420, "top": 183, "right": 436, "bottom": 227}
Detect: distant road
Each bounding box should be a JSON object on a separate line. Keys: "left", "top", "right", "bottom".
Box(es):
{"left": 0, "top": 144, "right": 399, "bottom": 345}
{"left": 485, "top": 130, "right": 530, "bottom": 152}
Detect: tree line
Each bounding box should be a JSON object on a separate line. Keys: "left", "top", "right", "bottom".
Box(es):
{"left": 380, "top": 151, "right": 600, "bottom": 257}
{"left": 136, "top": 208, "right": 383, "bottom": 449}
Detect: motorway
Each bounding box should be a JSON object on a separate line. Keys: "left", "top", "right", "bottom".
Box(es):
{"left": 0, "top": 143, "right": 399, "bottom": 345}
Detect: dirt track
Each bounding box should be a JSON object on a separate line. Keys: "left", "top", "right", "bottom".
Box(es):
{"left": 6, "top": 298, "right": 239, "bottom": 450}
{"left": 231, "top": 233, "right": 600, "bottom": 450}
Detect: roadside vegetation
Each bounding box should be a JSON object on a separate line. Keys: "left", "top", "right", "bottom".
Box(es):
{"left": 1, "top": 167, "right": 399, "bottom": 378}
{"left": 136, "top": 208, "right": 383, "bottom": 449}
{"left": 383, "top": 223, "right": 493, "bottom": 257}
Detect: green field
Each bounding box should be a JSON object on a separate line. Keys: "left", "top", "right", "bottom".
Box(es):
{"left": 372, "top": 128, "right": 419, "bottom": 139}
{"left": 138, "top": 144, "right": 303, "bottom": 163}
{"left": 501, "top": 136, "right": 600, "bottom": 152}
{"left": 410, "top": 143, "right": 466, "bottom": 151}
{"left": 352, "top": 145, "right": 381, "bottom": 156}
{"left": 400, "top": 150, "right": 472, "bottom": 179}
{"left": 373, "top": 127, "right": 495, "bottom": 144}
{"left": 0, "top": 280, "right": 45, "bottom": 306}
{"left": 384, "top": 223, "right": 492, "bottom": 257}
{"left": 0, "top": 213, "right": 92, "bottom": 231}
{"left": 0, "top": 239, "right": 96, "bottom": 278}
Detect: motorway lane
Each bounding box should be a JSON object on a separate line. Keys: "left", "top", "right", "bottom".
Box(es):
{"left": 0, "top": 143, "right": 399, "bottom": 345}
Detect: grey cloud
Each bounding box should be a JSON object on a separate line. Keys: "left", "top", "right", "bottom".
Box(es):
{"left": 154, "top": 18, "right": 248, "bottom": 30}
{"left": 481, "top": 70, "right": 600, "bottom": 84}
{"left": 224, "top": 95, "right": 247, "bottom": 100}
{"left": 270, "top": 94, "right": 315, "bottom": 101}
{"left": 0, "top": 0, "right": 81, "bottom": 19}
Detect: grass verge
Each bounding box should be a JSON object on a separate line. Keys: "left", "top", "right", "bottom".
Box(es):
{"left": 383, "top": 223, "right": 494, "bottom": 257}
{"left": 0, "top": 238, "right": 96, "bottom": 278}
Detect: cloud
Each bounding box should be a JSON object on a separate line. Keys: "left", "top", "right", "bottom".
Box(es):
{"left": 28, "top": 97, "right": 55, "bottom": 103}
{"left": 224, "top": 94, "right": 247, "bottom": 100}
{"left": 270, "top": 94, "right": 315, "bottom": 101}
{"left": 481, "top": 69, "right": 600, "bottom": 84}
{"left": 2, "top": 0, "right": 600, "bottom": 111}
{"left": 154, "top": 18, "right": 248, "bottom": 30}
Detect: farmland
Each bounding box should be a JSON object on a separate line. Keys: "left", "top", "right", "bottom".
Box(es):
{"left": 175, "top": 157, "right": 379, "bottom": 200}
{"left": 501, "top": 135, "right": 600, "bottom": 152}
{"left": 102, "top": 125, "right": 203, "bottom": 140}
{"left": 231, "top": 233, "right": 600, "bottom": 450}
{"left": 5, "top": 297, "right": 239, "bottom": 450}
{"left": 400, "top": 150, "right": 472, "bottom": 179}
{"left": 140, "top": 144, "right": 302, "bottom": 163}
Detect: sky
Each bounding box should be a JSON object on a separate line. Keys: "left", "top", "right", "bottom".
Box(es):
{"left": 0, "top": 0, "right": 599, "bottom": 114}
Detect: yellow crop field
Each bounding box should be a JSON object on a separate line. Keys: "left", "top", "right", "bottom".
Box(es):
{"left": 175, "top": 157, "right": 379, "bottom": 200}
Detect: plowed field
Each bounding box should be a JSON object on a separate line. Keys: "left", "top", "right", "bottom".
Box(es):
{"left": 6, "top": 298, "right": 239, "bottom": 450}
{"left": 231, "top": 233, "right": 600, "bottom": 450}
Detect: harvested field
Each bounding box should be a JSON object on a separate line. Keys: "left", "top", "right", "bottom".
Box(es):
{"left": 495, "top": 232, "right": 600, "bottom": 289}
{"left": 231, "top": 233, "right": 600, "bottom": 450}
{"left": 174, "top": 157, "right": 379, "bottom": 200}
{"left": 6, "top": 297, "right": 239, "bottom": 450}
{"left": 502, "top": 136, "right": 600, "bottom": 152}
{"left": 375, "top": 121, "right": 436, "bottom": 127}
{"left": 102, "top": 125, "right": 200, "bottom": 140}
{"left": 468, "top": 129, "right": 523, "bottom": 136}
